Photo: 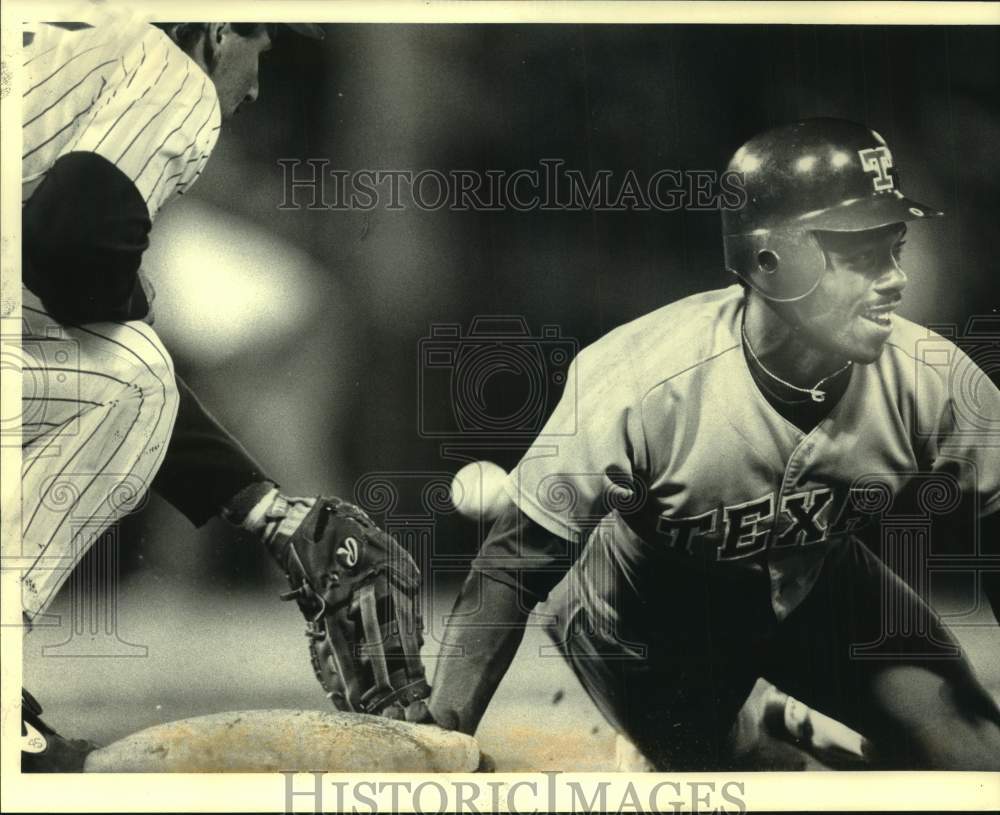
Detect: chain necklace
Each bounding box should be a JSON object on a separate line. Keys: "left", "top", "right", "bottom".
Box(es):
{"left": 741, "top": 319, "right": 852, "bottom": 403}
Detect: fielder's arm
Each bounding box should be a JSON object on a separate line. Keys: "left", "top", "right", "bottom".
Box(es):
{"left": 152, "top": 376, "right": 274, "bottom": 527}
{"left": 430, "top": 502, "right": 579, "bottom": 735}
{"left": 429, "top": 573, "right": 530, "bottom": 734}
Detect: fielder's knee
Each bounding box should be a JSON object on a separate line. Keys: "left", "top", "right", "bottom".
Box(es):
{"left": 70, "top": 321, "right": 180, "bottom": 468}
{"left": 116, "top": 320, "right": 175, "bottom": 385}
{"left": 101, "top": 322, "right": 178, "bottom": 419}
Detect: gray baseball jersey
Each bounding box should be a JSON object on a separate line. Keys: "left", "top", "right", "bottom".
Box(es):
{"left": 498, "top": 285, "right": 1000, "bottom": 625}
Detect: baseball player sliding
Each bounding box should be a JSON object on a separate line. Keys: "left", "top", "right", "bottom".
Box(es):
{"left": 427, "top": 119, "right": 1000, "bottom": 769}
{"left": 18, "top": 12, "right": 430, "bottom": 771}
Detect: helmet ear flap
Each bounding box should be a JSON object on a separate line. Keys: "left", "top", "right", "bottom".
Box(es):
{"left": 724, "top": 229, "right": 826, "bottom": 302}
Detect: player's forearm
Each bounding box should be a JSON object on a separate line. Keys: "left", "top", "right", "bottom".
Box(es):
{"left": 429, "top": 572, "right": 531, "bottom": 735}
{"left": 151, "top": 376, "right": 274, "bottom": 527}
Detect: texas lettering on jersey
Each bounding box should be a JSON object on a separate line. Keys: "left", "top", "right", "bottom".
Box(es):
{"left": 657, "top": 485, "right": 874, "bottom": 562}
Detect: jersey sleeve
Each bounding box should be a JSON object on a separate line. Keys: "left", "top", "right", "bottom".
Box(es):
{"left": 61, "top": 27, "right": 220, "bottom": 220}
{"left": 470, "top": 502, "right": 580, "bottom": 605}
{"left": 504, "top": 340, "right": 650, "bottom": 541}
{"left": 918, "top": 331, "right": 1000, "bottom": 518}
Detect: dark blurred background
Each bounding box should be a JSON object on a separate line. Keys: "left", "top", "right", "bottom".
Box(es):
{"left": 72, "top": 23, "right": 1000, "bottom": 585}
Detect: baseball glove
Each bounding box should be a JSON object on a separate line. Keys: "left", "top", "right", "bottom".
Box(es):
{"left": 265, "top": 496, "right": 431, "bottom": 720}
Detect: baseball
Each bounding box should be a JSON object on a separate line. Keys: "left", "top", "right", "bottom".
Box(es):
{"left": 450, "top": 461, "right": 510, "bottom": 520}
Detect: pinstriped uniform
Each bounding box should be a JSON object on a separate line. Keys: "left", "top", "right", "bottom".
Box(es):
{"left": 18, "top": 17, "right": 221, "bottom": 620}
{"left": 22, "top": 18, "right": 220, "bottom": 218}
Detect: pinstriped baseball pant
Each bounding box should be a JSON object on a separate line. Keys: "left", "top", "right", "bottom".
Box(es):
{"left": 15, "top": 288, "right": 178, "bottom": 621}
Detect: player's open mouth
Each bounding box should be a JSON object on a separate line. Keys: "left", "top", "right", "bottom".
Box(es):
{"left": 859, "top": 303, "right": 898, "bottom": 330}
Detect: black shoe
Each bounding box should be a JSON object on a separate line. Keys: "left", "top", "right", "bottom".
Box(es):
{"left": 21, "top": 689, "right": 99, "bottom": 772}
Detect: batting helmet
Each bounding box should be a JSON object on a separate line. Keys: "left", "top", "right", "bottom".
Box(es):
{"left": 281, "top": 23, "right": 324, "bottom": 40}
{"left": 721, "top": 118, "right": 942, "bottom": 302}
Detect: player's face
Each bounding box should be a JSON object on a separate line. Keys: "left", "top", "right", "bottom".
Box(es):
{"left": 787, "top": 224, "right": 909, "bottom": 364}
{"left": 209, "top": 25, "right": 272, "bottom": 118}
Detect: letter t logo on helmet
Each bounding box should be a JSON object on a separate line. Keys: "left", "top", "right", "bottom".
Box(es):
{"left": 857, "top": 146, "right": 896, "bottom": 192}
{"left": 721, "top": 118, "right": 942, "bottom": 302}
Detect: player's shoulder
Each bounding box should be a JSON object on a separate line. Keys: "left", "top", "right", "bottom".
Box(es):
{"left": 25, "top": 11, "right": 206, "bottom": 90}
{"left": 575, "top": 285, "right": 743, "bottom": 394}
{"left": 875, "top": 314, "right": 1000, "bottom": 421}
{"left": 26, "top": 10, "right": 160, "bottom": 61}
{"left": 881, "top": 315, "right": 981, "bottom": 384}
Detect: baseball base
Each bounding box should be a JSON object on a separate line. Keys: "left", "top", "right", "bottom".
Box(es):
{"left": 83, "top": 709, "right": 482, "bottom": 772}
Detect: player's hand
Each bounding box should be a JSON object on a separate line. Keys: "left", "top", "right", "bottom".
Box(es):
{"left": 262, "top": 494, "right": 432, "bottom": 720}
{"left": 408, "top": 699, "right": 459, "bottom": 730}
{"left": 408, "top": 702, "right": 496, "bottom": 771}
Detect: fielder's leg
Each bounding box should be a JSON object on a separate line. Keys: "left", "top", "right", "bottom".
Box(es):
{"left": 539, "top": 569, "right": 762, "bottom": 771}
{"left": 16, "top": 289, "right": 179, "bottom": 623}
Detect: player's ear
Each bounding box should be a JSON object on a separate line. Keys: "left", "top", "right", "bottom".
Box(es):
{"left": 203, "top": 23, "right": 229, "bottom": 68}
